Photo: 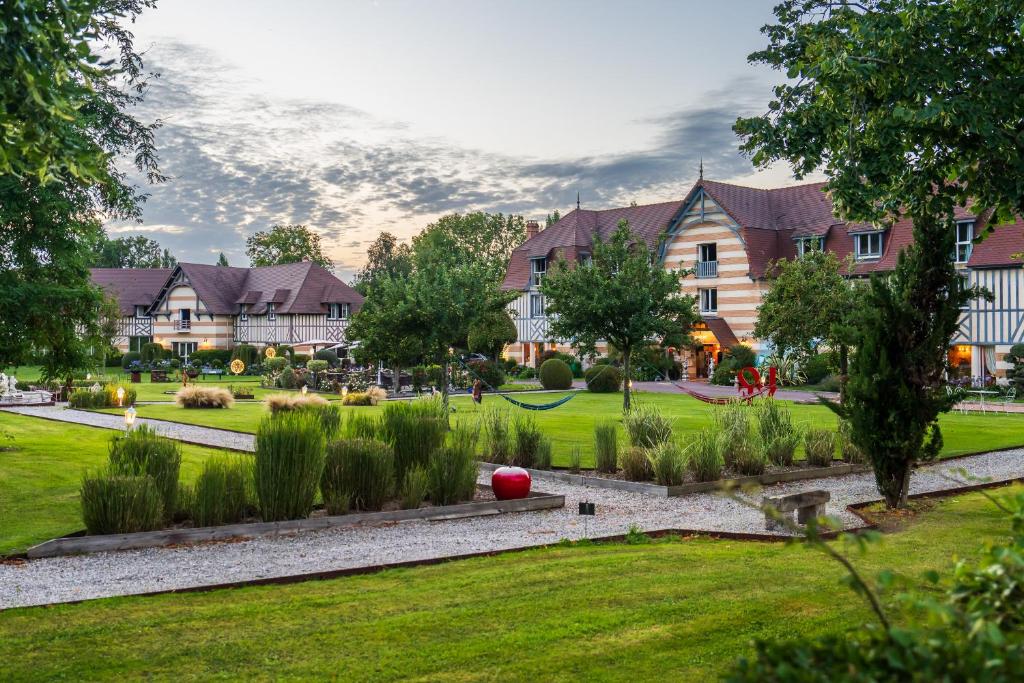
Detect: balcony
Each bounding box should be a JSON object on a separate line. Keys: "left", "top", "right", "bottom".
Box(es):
{"left": 696, "top": 260, "right": 718, "bottom": 278}
{"left": 174, "top": 319, "right": 191, "bottom": 332}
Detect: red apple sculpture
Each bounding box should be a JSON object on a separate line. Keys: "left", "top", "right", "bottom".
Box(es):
{"left": 491, "top": 466, "right": 531, "bottom": 500}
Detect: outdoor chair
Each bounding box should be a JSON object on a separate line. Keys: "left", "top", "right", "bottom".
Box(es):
{"left": 946, "top": 385, "right": 967, "bottom": 414}
{"left": 1002, "top": 387, "right": 1017, "bottom": 413}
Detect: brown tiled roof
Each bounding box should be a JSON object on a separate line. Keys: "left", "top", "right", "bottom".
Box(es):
{"left": 703, "top": 316, "right": 739, "bottom": 348}
{"left": 90, "top": 268, "right": 173, "bottom": 315}
{"left": 969, "top": 217, "right": 1024, "bottom": 268}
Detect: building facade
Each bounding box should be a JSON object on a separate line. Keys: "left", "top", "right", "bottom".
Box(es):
{"left": 92, "top": 261, "right": 363, "bottom": 356}
{"left": 501, "top": 179, "right": 1024, "bottom": 380}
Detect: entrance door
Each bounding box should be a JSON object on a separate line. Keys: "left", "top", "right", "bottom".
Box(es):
{"left": 695, "top": 347, "right": 708, "bottom": 378}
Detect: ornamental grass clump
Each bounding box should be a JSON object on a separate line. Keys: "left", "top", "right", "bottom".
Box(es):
{"left": 731, "top": 439, "right": 768, "bottom": 476}
{"left": 321, "top": 439, "right": 395, "bottom": 512}
{"left": 426, "top": 426, "right": 479, "bottom": 506}
{"left": 647, "top": 440, "right": 687, "bottom": 486}
{"left": 623, "top": 404, "right": 673, "bottom": 449}
{"left": 400, "top": 465, "right": 429, "bottom": 510}
{"left": 481, "top": 406, "right": 513, "bottom": 464}
{"left": 594, "top": 420, "right": 619, "bottom": 473}
{"left": 837, "top": 419, "right": 867, "bottom": 464}
{"left": 715, "top": 401, "right": 754, "bottom": 470}
{"left": 175, "top": 385, "right": 234, "bottom": 409}
{"left": 107, "top": 426, "right": 181, "bottom": 523}
{"left": 190, "top": 455, "right": 253, "bottom": 527}
{"left": 80, "top": 473, "right": 163, "bottom": 535}
{"left": 254, "top": 411, "right": 326, "bottom": 522}
{"left": 342, "top": 411, "right": 381, "bottom": 440}
{"left": 754, "top": 398, "right": 801, "bottom": 466}
{"left": 533, "top": 437, "right": 553, "bottom": 470}
{"left": 309, "top": 404, "right": 342, "bottom": 439}
{"left": 687, "top": 429, "right": 724, "bottom": 482}
{"left": 264, "top": 392, "right": 329, "bottom": 414}
{"left": 804, "top": 427, "right": 837, "bottom": 467}
{"left": 510, "top": 411, "right": 544, "bottom": 468}
{"left": 382, "top": 397, "right": 447, "bottom": 484}
{"left": 621, "top": 446, "right": 653, "bottom": 482}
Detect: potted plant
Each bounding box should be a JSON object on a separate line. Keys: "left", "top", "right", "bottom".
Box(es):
{"left": 128, "top": 361, "right": 143, "bottom": 384}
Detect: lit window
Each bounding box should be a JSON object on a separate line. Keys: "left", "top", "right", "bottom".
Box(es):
{"left": 954, "top": 221, "right": 974, "bottom": 263}
{"left": 796, "top": 236, "right": 825, "bottom": 256}
{"left": 530, "top": 258, "right": 546, "bottom": 287}
{"left": 854, "top": 232, "right": 883, "bottom": 260}
{"left": 699, "top": 288, "right": 718, "bottom": 313}
{"left": 529, "top": 293, "right": 544, "bottom": 318}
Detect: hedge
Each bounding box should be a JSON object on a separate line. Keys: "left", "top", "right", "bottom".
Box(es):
{"left": 539, "top": 358, "right": 573, "bottom": 390}
{"left": 584, "top": 364, "right": 622, "bottom": 393}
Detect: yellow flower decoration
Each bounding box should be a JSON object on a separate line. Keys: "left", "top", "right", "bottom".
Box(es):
{"left": 230, "top": 359, "right": 245, "bottom": 375}
{"left": 265, "top": 347, "right": 276, "bottom": 359}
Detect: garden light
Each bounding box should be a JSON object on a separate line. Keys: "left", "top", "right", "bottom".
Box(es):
{"left": 301, "top": 385, "right": 308, "bottom": 395}
{"left": 116, "top": 386, "right": 125, "bottom": 407}
{"left": 124, "top": 406, "right": 137, "bottom": 432}
{"left": 230, "top": 359, "right": 245, "bottom": 375}
{"left": 341, "top": 386, "right": 349, "bottom": 399}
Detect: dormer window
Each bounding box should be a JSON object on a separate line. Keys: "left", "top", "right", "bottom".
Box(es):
{"left": 134, "top": 305, "right": 150, "bottom": 318}
{"left": 239, "top": 304, "right": 248, "bottom": 321}
{"left": 854, "top": 232, "right": 883, "bottom": 260}
{"left": 579, "top": 253, "right": 592, "bottom": 267}
{"left": 327, "top": 303, "right": 350, "bottom": 320}
{"left": 954, "top": 221, "right": 974, "bottom": 263}
{"left": 530, "top": 257, "right": 546, "bottom": 287}
{"left": 795, "top": 236, "right": 825, "bottom": 256}
{"left": 267, "top": 303, "right": 276, "bottom": 321}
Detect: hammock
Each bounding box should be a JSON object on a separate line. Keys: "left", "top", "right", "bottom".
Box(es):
{"left": 457, "top": 357, "right": 579, "bottom": 411}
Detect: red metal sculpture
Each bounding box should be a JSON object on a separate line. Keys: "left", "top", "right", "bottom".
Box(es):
{"left": 736, "top": 366, "right": 778, "bottom": 401}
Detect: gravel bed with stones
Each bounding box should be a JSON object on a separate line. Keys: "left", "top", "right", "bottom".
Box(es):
{"left": 2, "top": 444, "right": 1023, "bottom": 609}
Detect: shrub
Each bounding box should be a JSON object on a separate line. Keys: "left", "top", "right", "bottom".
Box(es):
{"left": 307, "top": 359, "right": 329, "bottom": 375}
{"left": 293, "top": 353, "right": 310, "bottom": 365}
{"left": 140, "top": 342, "right": 165, "bottom": 363}
{"left": 322, "top": 438, "right": 395, "bottom": 512}
{"left": 585, "top": 364, "right": 622, "bottom": 392}
{"left": 481, "top": 406, "right": 513, "bottom": 464}
{"left": 343, "top": 411, "right": 381, "bottom": 440}
{"left": 819, "top": 374, "right": 842, "bottom": 393}
{"left": 538, "top": 358, "right": 573, "bottom": 390}
{"left": 623, "top": 404, "right": 673, "bottom": 448}
{"left": 837, "top": 419, "right": 867, "bottom": 464}
{"left": 264, "top": 392, "right": 329, "bottom": 414}
{"left": 121, "top": 351, "right": 142, "bottom": 370}
{"left": 647, "top": 441, "right": 686, "bottom": 485}
{"left": 342, "top": 391, "right": 372, "bottom": 406}
{"left": 266, "top": 356, "right": 289, "bottom": 373}
{"left": 426, "top": 427, "right": 479, "bottom": 505}
{"left": 687, "top": 429, "right": 724, "bottom": 482}
{"left": 254, "top": 411, "right": 326, "bottom": 521}
{"left": 467, "top": 360, "right": 506, "bottom": 390}
{"left": 533, "top": 437, "right": 553, "bottom": 470}
{"left": 231, "top": 344, "right": 258, "bottom": 368}
{"left": 366, "top": 386, "right": 387, "bottom": 405}
{"left": 569, "top": 446, "right": 582, "bottom": 473}
{"left": 68, "top": 383, "right": 137, "bottom": 409}
{"left": 313, "top": 349, "right": 339, "bottom": 366}
{"left": 277, "top": 366, "right": 299, "bottom": 389}
{"left": 175, "top": 385, "right": 234, "bottom": 409}
{"left": 594, "top": 421, "right": 619, "bottom": 473}
{"left": 754, "top": 398, "right": 800, "bottom": 466}
{"left": 107, "top": 426, "right": 181, "bottom": 521}
{"left": 190, "top": 455, "right": 253, "bottom": 526}
{"left": 804, "top": 427, "right": 837, "bottom": 467}
{"left": 511, "top": 412, "right": 544, "bottom": 468}
{"left": 80, "top": 473, "right": 164, "bottom": 535}
{"left": 731, "top": 440, "right": 768, "bottom": 476}
{"left": 382, "top": 397, "right": 447, "bottom": 483}
{"left": 400, "top": 466, "right": 429, "bottom": 510}
{"left": 189, "top": 349, "right": 233, "bottom": 367}
{"left": 715, "top": 401, "right": 754, "bottom": 470}
{"left": 621, "top": 447, "right": 653, "bottom": 481}
{"left": 803, "top": 353, "right": 833, "bottom": 385}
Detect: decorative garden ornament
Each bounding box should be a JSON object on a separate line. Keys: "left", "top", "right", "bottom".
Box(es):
{"left": 491, "top": 466, "right": 531, "bottom": 500}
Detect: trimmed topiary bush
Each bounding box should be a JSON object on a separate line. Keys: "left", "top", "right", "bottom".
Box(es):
{"left": 140, "top": 342, "right": 165, "bottom": 363}
{"left": 121, "top": 351, "right": 142, "bottom": 370}
{"left": 321, "top": 438, "right": 395, "bottom": 512}
{"left": 313, "top": 349, "right": 339, "bottom": 366}
{"left": 231, "top": 344, "right": 258, "bottom": 368}
{"left": 539, "top": 358, "right": 573, "bottom": 390}
{"left": 585, "top": 364, "right": 622, "bottom": 393}
{"left": 467, "top": 359, "right": 506, "bottom": 390}
{"left": 254, "top": 411, "right": 326, "bottom": 522}
{"left": 80, "top": 473, "right": 164, "bottom": 535}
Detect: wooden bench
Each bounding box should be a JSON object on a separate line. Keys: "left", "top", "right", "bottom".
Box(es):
{"left": 762, "top": 489, "right": 830, "bottom": 531}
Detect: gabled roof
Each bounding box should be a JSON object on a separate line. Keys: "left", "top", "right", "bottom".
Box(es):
{"left": 90, "top": 268, "right": 173, "bottom": 315}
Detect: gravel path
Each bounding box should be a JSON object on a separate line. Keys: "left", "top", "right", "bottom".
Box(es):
{"left": 1, "top": 404, "right": 255, "bottom": 451}
{"left": 2, "top": 434, "right": 1022, "bottom": 608}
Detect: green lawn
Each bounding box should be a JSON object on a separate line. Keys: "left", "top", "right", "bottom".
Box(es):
{"left": 0, "top": 486, "right": 1016, "bottom": 680}
{"left": 0, "top": 412, "right": 231, "bottom": 554}
{"left": 100, "top": 390, "right": 1024, "bottom": 468}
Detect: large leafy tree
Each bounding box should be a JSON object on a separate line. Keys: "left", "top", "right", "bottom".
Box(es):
{"left": 735, "top": 0, "right": 1021, "bottom": 507}
{"left": 91, "top": 235, "right": 177, "bottom": 268}
{"left": 411, "top": 212, "right": 525, "bottom": 285}
{"left": 1, "top": 0, "right": 163, "bottom": 381}
{"left": 246, "top": 224, "right": 333, "bottom": 268}
{"left": 755, "top": 249, "right": 860, "bottom": 400}
{"left": 351, "top": 232, "right": 412, "bottom": 295}
{"left": 541, "top": 220, "right": 699, "bottom": 412}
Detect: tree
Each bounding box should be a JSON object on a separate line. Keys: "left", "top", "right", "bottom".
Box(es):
{"left": 735, "top": 0, "right": 1020, "bottom": 507}
{"left": 216, "top": 253, "right": 229, "bottom": 267}
{"left": 467, "top": 310, "right": 517, "bottom": 360}
{"left": 352, "top": 232, "right": 412, "bottom": 295}
{"left": 545, "top": 210, "right": 561, "bottom": 228}
{"left": 91, "top": 235, "right": 176, "bottom": 268}
{"left": 754, "top": 250, "right": 860, "bottom": 400}
{"left": 412, "top": 213, "right": 525, "bottom": 285}
{"left": 0, "top": 0, "right": 162, "bottom": 379}
{"left": 541, "top": 220, "right": 699, "bottom": 411}
{"left": 246, "top": 225, "right": 333, "bottom": 268}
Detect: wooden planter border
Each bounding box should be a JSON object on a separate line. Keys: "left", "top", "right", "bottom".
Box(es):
{"left": 478, "top": 461, "right": 873, "bottom": 497}
{"left": 26, "top": 488, "right": 564, "bottom": 559}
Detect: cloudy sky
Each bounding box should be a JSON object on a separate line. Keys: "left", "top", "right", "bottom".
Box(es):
{"left": 111, "top": 0, "right": 811, "bottom": 280}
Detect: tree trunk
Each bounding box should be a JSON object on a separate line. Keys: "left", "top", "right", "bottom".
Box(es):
{"left": 838, "top": 344, "right": 849, "bottom": 405}
{"left": 392, "top": 363, "right": 401, "bottom": 396}
{"left": 879, "top": 460, "right": 913, "bottom": 509}
{"left": 622, "top": 347, "right": 632, "bottom": 413}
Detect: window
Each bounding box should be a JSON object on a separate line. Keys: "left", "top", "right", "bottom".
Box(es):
{"left": 529, "top": 293, "right": 544, "bottom": 318}
{"left": 530, "top": 257, "right": 546, "bottom": 287}
{"left": 796, "top": 236, "right": 825, "bottom": 256}
{"left": 959, "top": 274, "right": 971, "bottom": 310}
{"left": 954, "top": 221, "right": 974, "bottom": 263}
{"left": 239, "top": 304, "right": 248, "bottom": 321}
{"left": 129, "top": 336, "right": 152, "bottom": 353}
{"left": 579, "top": 252, "right": 592, "bottom": 267}
{"left": 698, "top": 243, "right": 717, "bottom": 263}
{"left": 267, "top": 303, "right": 276, "bottom": 321}
{"left": 854, "top": 232, "right": 883, "bottom": 260}
{"left": 172, "top": 341, "right": 197, "bottom": 358}
{"left": 134, "top": 305, "right": 149, "bottom": 318}
{"left": 699, "top": 288, "right": 718, "bottom": 313}
{"left": 327, "top": 302, "right": 350, "bottom": 320}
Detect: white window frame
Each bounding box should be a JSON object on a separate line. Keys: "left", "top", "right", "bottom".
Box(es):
{"left": 699, "top": 288, "right": 718, "bottom": 314}
{"left": 267, "top": 302, "right": 276, "bottom": 321}
{"left": 854, "top": 232, "right": 883, "bottom": 260}
{"left": 530, "top": 257, "right": 547, "bottom": 287}
{"left": 327, "top": 302, "right": 350, "bottom": 320}
{"left": 954, "top": 221, "right": 974, "bottom": 263}
{"left": 698, "top": 243, "right": 717, "bottom": 263}
{"left": 529, "top": 293, "right": 544, "bottom": 318}
{"left": 134, "top": 305, "right": 150, "bottom": 318}
{"left": 239, "top": 304, "right": 248, "bottom": 322}
{"left": 796, "top": 236, "right": 825, "bottom": 256}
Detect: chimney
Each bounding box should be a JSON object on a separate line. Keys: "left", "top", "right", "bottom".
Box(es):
{"left": 525, "top": 220, "right": 540, "bottom": 242}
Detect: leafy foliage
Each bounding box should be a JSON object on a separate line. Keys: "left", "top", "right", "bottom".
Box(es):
{"left": 190, "top": 455, "right": 254, "bottom": 527}
{"left": 80, "top": 474, "right": 163, "bottom": 535}
{"left": 254, "top": 411, "right": 326, "bottom": 522}
{"left": 246, "top": 224, "right": 332, "bottom": 268}
{"left": 593, "top": 420, "right": 619, "bottom": 473}
{"left": 623, "top": 404, "right": 673, "bottom": 449}
{"left": 321, "top": 439, "right": 395, "bottom": 512}
{"left": 584, "top": 364, "right": 623, "bottom": 393}
{"left": 538, "top": 358, "right": 572, "bottom": 390}
{"left": 90, "top": 235, "right": 176, "bottom": 268}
